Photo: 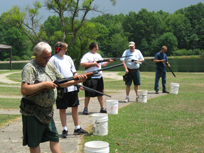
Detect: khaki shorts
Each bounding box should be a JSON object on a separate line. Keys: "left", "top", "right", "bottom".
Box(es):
{"left": 22, "top": 115, "right": 59, "bottom": 148}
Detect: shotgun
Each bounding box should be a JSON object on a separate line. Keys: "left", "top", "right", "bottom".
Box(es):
{"left": 96, "top": 55, "right": 132, "bottom": 63}
{"left": 125, "top": 59, "right": 157, "bottom": 67}
{"left": 151, "top": 59, "right": 176, "bottom": 77}
{"left": 26, "top": 63, "right": 123, "bottom": 98}
{"left": 85, "top": 55, "right": 132, "bottom": 70}
{"left": 75, "top": 84, "right": 111, "bottom": 97}
{"left": 164, "top": 60, "right": 176, "bottom": 77}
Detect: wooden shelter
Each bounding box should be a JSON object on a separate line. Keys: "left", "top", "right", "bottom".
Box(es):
{"left": 0, "top": 44, "right": 12, "bottom": 70}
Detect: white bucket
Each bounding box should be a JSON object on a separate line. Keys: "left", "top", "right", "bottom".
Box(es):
{"left": 84, "top": 141, "right": 109, "bottom": 153}
{"left": 138, "top": 90, "right": 147, "bottom": 103}
{"left": 91, "top": 113, "right": 108, "bottom": 136}
{"left": 106, "top": 100, "right": 118, "bottom": 114}
{"left": 170, "top": 83, "right": 179, "bottom": 94}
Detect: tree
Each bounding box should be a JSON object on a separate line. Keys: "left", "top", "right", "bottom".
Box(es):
{"left": 122, "top": 9, "right": 162, "bottom": 51}
{"left": 195, "top": 18, "right": 204, "bottom": 49}
{"left": 65, "top": 20, "right": 98, "bottom": 69}
{"left": 164, "top": 13, "right": 191, "bottom": 49}
{"left": 45, "top": 0, "right": 117, "bottom": 47}
{"left": 1, "top": 2, "right": 44, "bottom": 44}
{"left": 0, "top": 21, "right": 32, "bottom": 60}
{"left": 150, "top": 32, "right": 178, "bottom": 56}
{"left": 110, "top": 33, "right": 129, "bottom": 57}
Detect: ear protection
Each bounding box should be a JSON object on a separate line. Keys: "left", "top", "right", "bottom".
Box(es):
{"left": 55, "top": 42, "right": 63, "bottom": 53}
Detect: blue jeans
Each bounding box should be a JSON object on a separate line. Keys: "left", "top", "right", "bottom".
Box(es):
{"left": 154, "top": 68, "right": 167, "bottom": 92}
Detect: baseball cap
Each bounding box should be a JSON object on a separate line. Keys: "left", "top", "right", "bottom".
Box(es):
{"left": 129, "top": 41, "right": 135, "bottom": 47}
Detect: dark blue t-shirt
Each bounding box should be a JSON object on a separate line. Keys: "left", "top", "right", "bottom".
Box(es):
{"left": 154, "top": 51, "right": 168, "bottom": 69}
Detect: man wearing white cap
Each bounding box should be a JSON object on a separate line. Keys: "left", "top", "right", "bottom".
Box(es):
{"left": 120, "top": 41, "right": 144, "bottom": 102}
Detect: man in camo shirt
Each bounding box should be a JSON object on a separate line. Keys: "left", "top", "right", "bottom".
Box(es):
{"left": 20, "top": 42, "right": 87, "bottom": 153}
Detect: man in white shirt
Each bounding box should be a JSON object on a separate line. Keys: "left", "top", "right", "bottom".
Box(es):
{"left": 80, "top": 42, "right": 113, "bottom": 115}
{"left": 121, "top": 41, "right": 144, "bottom": 102}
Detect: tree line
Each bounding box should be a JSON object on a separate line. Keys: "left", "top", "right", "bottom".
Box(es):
{"left": 0, "top": 0, "right": 204, "bottom": 69}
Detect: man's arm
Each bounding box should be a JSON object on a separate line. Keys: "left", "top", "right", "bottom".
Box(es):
{"left": 101, "top": 59, "right": 114, "bottom": 67}
{"left": 59, "top": 74, "right": 87, "bottom": 88}
{"left": 153, "top": 59, "right": 166, "bottom": 63}
{"left": 121, "top": 60, "right": 129, "bottom": 74}
{"left": 80, "top": 62, "right": 98, "bottom": 68}
{"left": 21, "top": 81, "right": 57, "bottom": 96}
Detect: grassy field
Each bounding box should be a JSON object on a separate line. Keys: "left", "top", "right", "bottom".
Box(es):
{"left": 82, "top": 72, "right": 204, "bottom": 152}
{"left": 0, "top": 71, "right": 204, "bottom": 152}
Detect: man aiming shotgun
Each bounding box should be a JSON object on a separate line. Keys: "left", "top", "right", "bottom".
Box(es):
{"left": 80, "top": 42, "right": 115, "bottom": 115}
{"left": 20, "top": 42, "right": 87, "bottom": 153}
{"left": 26, "top": 63, "right": 124, "bottom": 98}
{"left": 94, "top": 55, "right": 132, "bottom": 63}
{"left": 85, "top": 55, "right": 132, "bottom": 69}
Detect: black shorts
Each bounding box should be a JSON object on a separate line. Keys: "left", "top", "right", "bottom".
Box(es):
{"left": 56, "top": 90, "right": 79, "bottom": 109}
{"left": 83, "top": 77, "right": 104, "bottom": 97}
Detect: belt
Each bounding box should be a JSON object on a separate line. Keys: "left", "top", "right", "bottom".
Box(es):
{"left": 128, "top": 68, "right": 139, "bottom": 72}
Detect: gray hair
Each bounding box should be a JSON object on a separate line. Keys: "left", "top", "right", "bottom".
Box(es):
{"left": 33, "top": 42, "right": 52, "bottom": 55}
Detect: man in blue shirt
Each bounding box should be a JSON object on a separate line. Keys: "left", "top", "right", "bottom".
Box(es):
{"left": 153, "top": 46, "right": 170, "bottom": 94}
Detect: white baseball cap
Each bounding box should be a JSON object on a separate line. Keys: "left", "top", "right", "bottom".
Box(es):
{"left": 129, "top": 41, "right": 135, "bottom": 47}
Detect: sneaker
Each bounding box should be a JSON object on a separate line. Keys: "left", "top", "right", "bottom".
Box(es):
{"left": 100, "top": 108, "right": 107, "bottom": 113}
{"left": 162, "top": 91, "right": 169, "bottom": 93}
{"left": 74, "top": 128, "right": 88, "bottom": 135}
{"left": 124, "top": 97, "right": 129, "bottom": 103}
{"left": 136, "top": 96, "right": 139, "bottom": 102}
{"left": 155, "top": 91, "right": 159, "bottom": 94}
{"left": 62, "top": 130, "right": 68, "bottom": 138}
{"left": 83, "top": 107, "right": 89, "bottom": 115}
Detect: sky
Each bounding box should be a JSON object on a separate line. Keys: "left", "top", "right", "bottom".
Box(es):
{"left": 0, "top": 0, "right": 204, "bottom": 22}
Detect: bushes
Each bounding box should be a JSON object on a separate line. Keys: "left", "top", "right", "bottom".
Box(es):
{"left": 172, "top": 49, "right": 204, "bottom": 56}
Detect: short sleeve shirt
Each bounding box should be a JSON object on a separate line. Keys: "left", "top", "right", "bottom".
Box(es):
{"left": 121, "top": 49, "right": 144, "bottom": 69}
{"left": 21, "top": 59, "right": 64, "bottom": 107}
{"left": 49, "top": 54, "right": 77, "bottom": 92}
{"left": 80, "top": 52, "right": 103, "bottom": 79}
{"left": 154, "top": 51, "right": 168, "bottom": 69}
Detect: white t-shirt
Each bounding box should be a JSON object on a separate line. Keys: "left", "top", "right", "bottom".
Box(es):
{"left": 80, "top": 52, "right": 103, "bottom": 79}
{"left": 121, "top": 49, "right": 144, "bottom": 69}
{"left": 49, "top": 54, "right": 77, "bottom": 92}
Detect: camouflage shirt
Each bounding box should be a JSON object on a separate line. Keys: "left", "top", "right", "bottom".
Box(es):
{"left": 21, "top": 59, "right": 64, "bottom": 116}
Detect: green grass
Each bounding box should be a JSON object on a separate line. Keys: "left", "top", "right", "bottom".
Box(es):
{"left": 83, "top": 72, "right": 204, "bottom": 152}
{"left": 0, "top": 98, "right": 21, "bottom": 109}
{"left": 0, "top": 114, "right": 21, "bottom": 129}
{"left": 6, "top": 72, "right": 21, "bottom": 82}
{"left": 1, "top": 70, "right": 204, "bottom": 152}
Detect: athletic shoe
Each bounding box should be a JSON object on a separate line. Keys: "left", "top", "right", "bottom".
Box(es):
{"left": 162, "top": 90, "right": 169, "bottom": 93}
{"left": 74, "top": 128, "right": 88, "bottom": 135}
{"left": 136, "top": 96, "right": 139, "bottom": 102}
{"left": 155, "top": 91, "right": 159, "bottom": 94}
{"left": 83, "top": 107, "right": 89, "bottom": 115}
{"left": 100, "top": 108, "right": 107, "bottom": 113}
{"left": 62, "top": 130, "right": 68, "bottom": 138}
{"left": 124, "top": 97, "right": 129, "bottom": 103}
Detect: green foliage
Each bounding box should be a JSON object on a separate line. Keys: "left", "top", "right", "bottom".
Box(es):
{"left": 172, "top": 49, "right": 203, "bottom": 56}
{"left": 84, "top": 72, "right": 204, "bottom": 152}
{"left": 1, "top": 1, "right": 204, "bottom": 62}
{"left": 150, "top": 32, "right": 178, "bottom": 55}
{"left": 164, "top": 13, "right": 191, "bottom": 49}
{"left": 110, "top": 33, "right": 129, "bottom": 57}
{"left": 4, "top": 56, "right": 22, "bottom": 61}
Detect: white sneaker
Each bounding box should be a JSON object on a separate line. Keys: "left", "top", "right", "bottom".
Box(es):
{"left": 136, "top": 96, "right": 139, "bottom": 102}
{"left": 124, "top": 97, "right": 129, "bottom": 103}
